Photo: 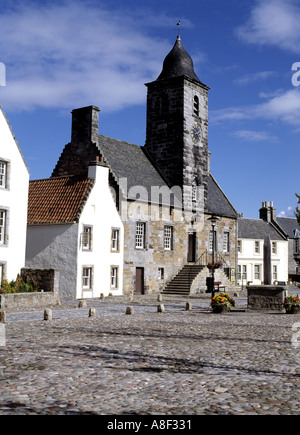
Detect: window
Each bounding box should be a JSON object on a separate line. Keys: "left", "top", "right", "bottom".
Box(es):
{"left": 164, "top": 226, "right": 173, "bottom": 250}
{"left": 295, "top": 239, "right": 300, "bottom": 254}
{"left": 111, "top": 229, "right": 120, "bottom": 252}
{"left": 254, "top": 241, "right": 260, "bottom": 254}
{"left": 158, "top": 268, "right": 164, "bottom": 280}
{"left": 0, "top": 162, "right": 6, "bottom": 188}
{"left": 192, "top": 180, "right": 198, "bottom": 203}
{"left": 273, "top": 265, "right": 278, "bottom": 281}
{"left": 82, "top": 226, "right": 92, "bottom": 250}
{"left": 254, "top": 265, "right": 261, "bottom": 280}
{"left": 238, "top": 265, "right": 247, "bottom": 281}
{"left": 82, "top": 267, "right": 92, "bottom": 289}
{"left": 237, "top": 240, "right": 242, "bottom": 254}
{"left": 193, "top": 95, "right": 199, "bottom": 116}
{"left": 111, "top": 267, "right": 119, "bottom": 289}
{"left": 135, "top": 222, "right": 146, "bottom": 249}
{"left": 0, "top": 211, "right": 6, "bottom": 244}
{"left": 223, "top": 232, "right": 230, "bottom": 253}
{"left": 272, "top": 242, "right": 277, "bottom": 255}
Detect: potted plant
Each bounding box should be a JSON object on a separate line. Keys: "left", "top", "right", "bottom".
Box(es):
{"left": 211, "top": 293, "right": 235, "bottom": 313}
{"left": 207, "top": 261, "right": 223, "bottom": 270}
{"left": 283, "top": 295, "right": 300, "bottom": 314}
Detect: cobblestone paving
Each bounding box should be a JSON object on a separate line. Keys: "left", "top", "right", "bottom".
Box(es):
{"left": 0, "top": 300, "right": 300, "bottom": 415}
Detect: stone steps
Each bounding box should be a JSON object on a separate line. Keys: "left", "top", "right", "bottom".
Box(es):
{"left": 162, "top": 265, "right": 204, "bottom": 296}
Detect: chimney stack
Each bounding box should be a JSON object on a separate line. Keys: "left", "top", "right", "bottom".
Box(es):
{"left": 71, "top": 105, "right": 100, "bottom": 144}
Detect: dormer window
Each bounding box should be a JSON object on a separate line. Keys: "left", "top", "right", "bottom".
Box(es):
{"left": 193, "top": 96, "right": 199, "bottom": 116}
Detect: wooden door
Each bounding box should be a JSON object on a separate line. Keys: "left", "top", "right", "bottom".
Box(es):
{"left": 187, "top": 233, "right": 196, "bottom": 263}
{"left": 135, "top": 267, "right": 144, "bottom": 295}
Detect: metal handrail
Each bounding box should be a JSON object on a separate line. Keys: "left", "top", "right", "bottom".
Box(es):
{"left": 188, "top": 250, "right": 207, "bottom": 291}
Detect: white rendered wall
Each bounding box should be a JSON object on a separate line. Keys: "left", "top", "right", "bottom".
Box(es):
{"left": 238, "top": 238, "right": 288, "bottom": 285}
{"left": 76, "top": 164, "right": 124, "bottom": 299}
{"left": 0, "top": 108, "right": 29, "bottom": 281}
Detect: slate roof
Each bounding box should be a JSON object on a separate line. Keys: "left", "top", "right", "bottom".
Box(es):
{"left": 238, "top": 218, "right": 286, "bottom": 241}
{"left": 28, "top": 175, "right": 94, "bottom": 224}
{"left": 277, "top": 217, "right": 300, "bottom": 239}
{"left": 97, "top": 134, "right": 238, "bottom": 218}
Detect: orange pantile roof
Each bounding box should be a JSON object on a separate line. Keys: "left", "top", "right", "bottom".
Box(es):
{"left": 28, "top": 176, "right": 94, "bottom": 224}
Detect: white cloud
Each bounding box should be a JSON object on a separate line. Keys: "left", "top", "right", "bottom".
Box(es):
{"left": 233, "top": 130, "right": 277, "bottom": 142}
{"left": 236, "top": 0, "right": 300, "bottom": 54}
{"left": 234, "top": 71, "right": 278, "bottom": 86}
{"left": 278, "top": 206, "right": 295, "bottom": 217}
{"left": 0, "top": 0, "right": 189, "bottom": 112}
{"left": 211, "top": 88, "right": 300, "bottom": 126}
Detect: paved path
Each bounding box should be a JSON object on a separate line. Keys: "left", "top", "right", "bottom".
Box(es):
{"left": 0, "top": 297, "right": 300, "bottom": 416}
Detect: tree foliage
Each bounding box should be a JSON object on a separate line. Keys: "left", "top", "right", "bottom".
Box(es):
{"left": 296, "top": 193, "right": 300, "bottom": 224}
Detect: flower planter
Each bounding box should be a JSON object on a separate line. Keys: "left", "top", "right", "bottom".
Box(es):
{"left": 212, "top": 304, "right": 229, "bottom": 314}
{"left": 286, "top": 306, "right": 300, "bottom": 314}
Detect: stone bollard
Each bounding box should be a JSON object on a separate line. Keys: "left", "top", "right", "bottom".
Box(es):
{"left": 157, "top": 304, "right": 165, "bottom": 313}
{"left": 100, "top": 293, "right": 105, "bottom": 300}
{"left": 125, "top": 306, "right": 134, "bottom": 315}
{"left": 0, "top": 311, "right": 6, "bottom": 324}
{"left": 44, "top": 308, "right": 52, "bottom": 321}
{"left": 89, "top": 308, "right": 96, "bottom": 317}
{"left": 157, "top": 294, "right": 163, "bottom": 302}
{"left": 185, "top": 302, "right": 192, "bottom": 311}
{"left": 78, "top": 300, "right": 87, "bottom": 308}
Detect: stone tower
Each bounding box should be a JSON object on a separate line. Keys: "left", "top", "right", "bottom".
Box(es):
{"left": 144, "top": 36, "right": 210, "bottom": 211}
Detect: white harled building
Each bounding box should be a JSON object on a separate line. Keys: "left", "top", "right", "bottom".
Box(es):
{"left": 0, "top": 106, "right": 29, "bottom": 282}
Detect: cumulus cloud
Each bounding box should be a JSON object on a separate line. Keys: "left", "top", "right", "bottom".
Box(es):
{"left": 236, "top": 0, "right": 300, "bottom": 54}
{"left": 0, "top": 0, "right": 191, "bottom": 112}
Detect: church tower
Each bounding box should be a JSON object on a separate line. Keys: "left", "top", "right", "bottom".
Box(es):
{"left": 145, "top": 36, "right": 210, "bottom": 210}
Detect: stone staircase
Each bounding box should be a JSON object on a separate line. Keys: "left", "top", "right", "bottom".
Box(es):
{"left": 162, "top": 264, "right": 205, "bottom": 296}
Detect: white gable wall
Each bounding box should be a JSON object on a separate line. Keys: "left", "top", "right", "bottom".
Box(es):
{"left": 0, "top": 108, "right": 29, "bottom": 281}
{"left": 76, "top": 163, "right": 124, "bottom": 299}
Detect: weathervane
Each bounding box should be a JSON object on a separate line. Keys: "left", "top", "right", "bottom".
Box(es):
{"left": 177, "top": 20, "right": 182, "bottom": 37}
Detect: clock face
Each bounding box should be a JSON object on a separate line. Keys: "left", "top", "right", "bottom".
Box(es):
{"left": 190, "top": 123, "right": 202, "bottom": 144}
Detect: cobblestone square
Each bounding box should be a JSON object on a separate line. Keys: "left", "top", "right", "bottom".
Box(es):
{"left": 0, "top": 302, "right": 300, "bottom": 415}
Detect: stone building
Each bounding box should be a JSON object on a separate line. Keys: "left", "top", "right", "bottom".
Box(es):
{"left": 51, "top": 36, "right": 238, "bottom": 296}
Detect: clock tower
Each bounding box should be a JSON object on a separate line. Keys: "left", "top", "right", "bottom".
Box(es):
{"left": 145, "top": 35, "right": 210, "bottom": 211}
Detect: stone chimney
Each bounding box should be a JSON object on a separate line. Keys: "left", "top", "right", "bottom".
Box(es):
{"left": 259, "top": 201, "right": 276, "bottom": 223}
{"left": 71, "top": 105, "right": 100, "bottom": 144}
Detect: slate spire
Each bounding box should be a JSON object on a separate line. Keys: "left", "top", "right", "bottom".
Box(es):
{"left": 156, "top": 35, "right": 201, "bottom": 83}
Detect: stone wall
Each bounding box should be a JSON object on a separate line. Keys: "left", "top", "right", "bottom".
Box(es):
{"left": 247, "top": 285, "right": 286, "bottom": 312}
{"left": 122, "top": 200, "right": 237, "bottom": 295}
{"left": 0, "top": 292, "right": 60, "bottom": 311}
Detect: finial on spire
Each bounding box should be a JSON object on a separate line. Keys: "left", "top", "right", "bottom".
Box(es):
{"left": 177, "top": 20, "right": 181, "bottom": 38}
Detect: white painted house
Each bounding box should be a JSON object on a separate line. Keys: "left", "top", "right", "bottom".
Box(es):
{"left": 0, "top": 106, "right": 29, "bottom": 282}
{"left": 25, "top": 161, "right": 124, "bottom": 299}
{"left": 238, "top": 202, "right": 289, "bottom": 286}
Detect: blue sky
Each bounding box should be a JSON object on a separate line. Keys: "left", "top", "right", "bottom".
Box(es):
{"left": 0, "top": 0, "right": 299, "bottom": 219}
